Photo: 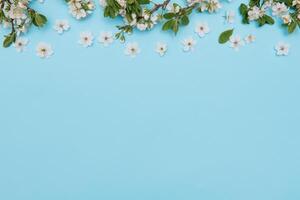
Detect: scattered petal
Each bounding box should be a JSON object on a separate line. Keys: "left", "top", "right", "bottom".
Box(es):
{"left": 224, "top": 10, "right": 235, "bottom": 24}
{"left": 244, "top": 34, "right": 256, "bottom": 43}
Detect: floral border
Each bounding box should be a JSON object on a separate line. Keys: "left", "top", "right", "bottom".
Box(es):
{"left": 0, "top": 0, "right": 298, "bottom": 57}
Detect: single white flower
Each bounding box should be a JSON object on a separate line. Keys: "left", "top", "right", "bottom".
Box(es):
{"left": 229, "top": 35, "right": 244, "bottom": 51}
{"left": 281, "top": 14, "right": 291, "bottom": 24}
{"left": 262, "top": 0, "right": 273, "bottom": 9}
{"left": 207, "top": 0, "right": 222, "bottom": 13}
{"left": 244, "top": 34, "right": 256, "bottom": 43}
{"left": 224, "top": 10, "right": 235, "bottom": 24}
{"left": 13, "top": 37, "right": 28, "bottom": 52}
{"left": 124, "top": 42, "right": 140, "bottom": 57}
{"left": 248, "top": 6, "right": 264, "bottom": 21}
{"left": 137, "top": 23, "right": 147, "bottom": 31}
{"left": 78, "top": 31, "right": 94, "bottom": 47}
{"left": 182, "top": 37, "right": 197, "bottom": 52}
{"left": 98, "top": 31, "right": 114, "bottom": 46}
{"left": 36, "top": 42, "right": 53, "bottom": 58}
{"left": 272, "top": 2, "right": 288, "bottom": 16}
{"left": 194, "top": 22, "right": 210, "bottom": 38}
{"left": 155, "top": 42, "right": 167, "bottom": 56}
{"left": 99, "top": 0, "right": 107, "bottom": 7}
{"left": 275, "top": 42, "right": 290, "bottom": 56}
{"left": 53, "top": 19, "right": 70, "bottom": 34}
{"left": 293, "top": 0, "right": 300, "bottom": 5}
{"left": 166, "top": 4, "right": 180, "bottom": 13}
{"left": 71, "top": 8, "right": 87, "bottom": 20}
{"left": 143, "top": 13, "right": 150, "bottom": 20}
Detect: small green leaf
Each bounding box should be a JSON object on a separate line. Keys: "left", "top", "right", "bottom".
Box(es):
{"left": 180, "top": 15, "right": 189, "bottom": 26}
{"left": 263, "top": 15, "right": 275, "bottom": 25}
{"left": 173, "top": 20, "right": 178, "bottom": 33}
{"left": 34, "top": 13, "right": 47, "bottom": 27}
{"left": 257, "top": 17, "right": 266, "bottom": 26}
{"left": 288, "top": 21, "right": 297, "bottom": 33}
{"left": 162, "top": 20, "right": 174, "bottom": 31}
{"left": 218, "top": 29, "right": 234, "bottom": 44}
{"left": 163, "top": 13, "right": 175, "bottom": 19}
{"left": 138, "top": 0, "right": 150, "bottom": 4}
{"left": 239, "top": 3, "right": 248, "bottom": 15}
{"left": 3, "top": 32, "right": 16, "bottom": 48}
{"left": 249, "top": 0, "right": 260, "bottom": 7}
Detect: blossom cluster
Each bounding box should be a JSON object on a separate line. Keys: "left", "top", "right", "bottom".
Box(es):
{"left": 10, "top": 14, "right": 291, "bottom": 59}
{"left": 0, "top": 0, "right": 294, "bottom": 57}
{"left": 240, "top": 0, "right": 300, "bottom": 33}
{"left": 99, "top": 0, "right": 225, "bottom": 41}
{"left": 0, "top": 0, "right": 47, "bottom": 47}
{"left": 65, "top": 0, "right": 95, "bottom": 20}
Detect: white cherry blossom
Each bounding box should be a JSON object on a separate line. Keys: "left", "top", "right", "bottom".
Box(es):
{"left": 98, "top": 31, "right": 114, "bottom": 46}
{"left": 78, "top": 31, "right": 94, "bottom": 47}
{"left": 229, "top": 35, "right": 244, "bottom": 51}
{"left": 244, "top": 34, "right": 256, "bottom": 43}
{"left": 53, "top": 20, "right": 70, "bottom": 34}
{"left": 182, "top": 37, "right": 197, "bottom": 52}
{"left": 194, "top": 22, "right": 210, "bottom": 38}
{"left": 155, "top": 42, "right": 167, "bottom": 56}
{"left": 36, "top": 42, "right": 53, "bottom": 58}
{"left": 13, "top": 37, "right": 28, "bottom": 52}
{"left": 275, "top": 42, "right": 290, "bottom": 56}
{"left": 125, "top": 42, "right": 140, "bottom": 57}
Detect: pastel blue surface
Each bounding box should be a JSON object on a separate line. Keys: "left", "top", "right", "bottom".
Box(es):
{"left": 1, "top": 0, "right": 300, "bottom": 199}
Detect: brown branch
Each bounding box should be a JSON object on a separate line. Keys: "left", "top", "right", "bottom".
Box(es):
{"left": 150, "top": 0, "right": 171, "bottom": 14}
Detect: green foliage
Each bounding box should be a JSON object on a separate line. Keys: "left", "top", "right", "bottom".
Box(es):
{"left": 3, "top": 32, "right": 16, "bottom": 48}
{"left": 240, "top": 0, "right": 300, "bottom": 34}
{"left": 218, "top": 29, "right": 234, "bottom": 44}
{"left": 1, "top": 0, "right": 47, "bottom": 47}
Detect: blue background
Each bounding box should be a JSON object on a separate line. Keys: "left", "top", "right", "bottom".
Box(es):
{"left": 1, "top": 0, "right": 300, "bottom": 199}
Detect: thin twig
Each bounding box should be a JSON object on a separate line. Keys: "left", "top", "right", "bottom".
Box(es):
{"left": 150, "top": 0, "right": 171, "bottom": 14}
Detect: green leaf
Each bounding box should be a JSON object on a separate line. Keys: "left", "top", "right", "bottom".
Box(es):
{"left": 138, "top": 0, "right": 150, "bottom": 4}
{"left": 162, "top": 20, "right": 174, "bottom": 31}
{"left": 263, "top": 15, "right": 275, "bottom": 25}
{"left": 34, "top": 13, "right": 47, "bottom": 27}
{"left": 180, "top": 15, "right": 189, "bottom": 26}
{"left": 172, "top": 20, "right": 178, "bottom": 33}
{"left": 218, "top": 29, "right": 234, "bottom": 44}
{"left": 257, "top": 17, "right": 266, "bottom": 26}
{"left": 239, "top": 3, "right": 248, "bottom": 15}
{"left": 239, "top": 4, "right": 249, "bottom": 24}
{"left": 242, "top": 17, "right": 250, "bottom": 24}
{"left": 3, "top": 32, "right": 16, "bottom": 48}
{"left": 249, "top": 0, "right": 260, "bottom": 7}
{"left": 288, "top": 21, "right": 297, "bottom": 33}
{"left": 163, "top": 13, "right": 175, "bottom": 19}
